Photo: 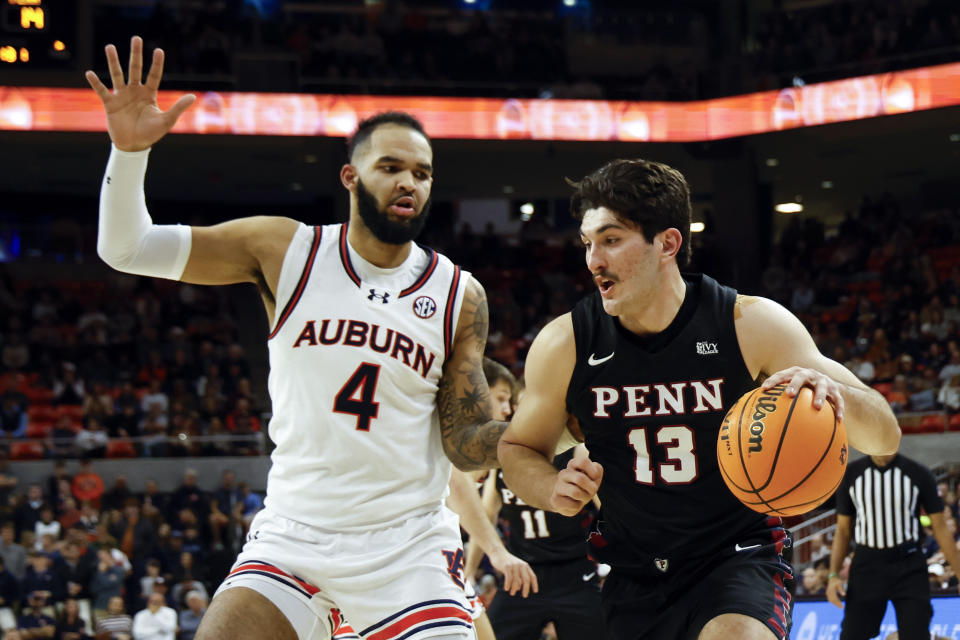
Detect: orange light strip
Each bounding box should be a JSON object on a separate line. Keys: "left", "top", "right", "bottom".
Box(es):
{"left": 1, "top": 61, "right": 959, "bottom": 141}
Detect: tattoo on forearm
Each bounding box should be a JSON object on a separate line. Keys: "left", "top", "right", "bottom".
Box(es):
{"left": 436, "top": 280, "right": 505, "bottom": 470}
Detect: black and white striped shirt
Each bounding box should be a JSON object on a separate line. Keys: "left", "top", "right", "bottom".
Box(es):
{"left": 836, "top": 454, "right": 943, "bottom": 549}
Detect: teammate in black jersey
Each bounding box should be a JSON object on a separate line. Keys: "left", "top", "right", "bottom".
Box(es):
{"left": 482, "top": 446, "right": 605, "bottom": 640}
{"left": 498, "top": 158, "right": 901, "bottom": 640}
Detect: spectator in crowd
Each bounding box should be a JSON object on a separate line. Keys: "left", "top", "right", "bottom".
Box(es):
{"left": 48, "top": 415, "right": 78, "bottom": 460}
{"left": 102, "top": 478, "right": 133, "bottom": 514}
{"left": 45, "top": 463, "right": 70, "bottom": 509}
{"left": 138, "top": 560, "right": 162, "bottom": 607}
{"left": 139, "top": 481, "right": 170, "bottom": 525}
{"left": 168, "top": 473, "right": 207, "bottom": 529}
{"left": 0, "top": 522, "right": 26, "bottom": 580}
{"left": 800, "top": 566, "right": 826, "bottom": 595}
{"left": 90, "top": 548, "right": 126, "bottom": 623}
{"left": 0, "top": 555, "right": 20, "bottom": 615}
{"left": 234, "top": 482, "right": 262, "bottom": 535}
{"left": 15, "top": 487, "right": 45, "bottom": 540}
{"left": 32, "top": 507, "right": 59, "bottom": 551}
{"left": 207, "top": 472, "right": 239, "bottom": 552}
{"left": 170, "top": 553, "right": 206, "bottom": 608}
{"left": 55, "top": 597, "right": 89, "bottom": 640}
{"left": 52, "top": 363, "right": 84, "bottom": 407}
{"left": 0, "top": 395, "right": 27, "bottom": 440}
{"left": 176, "top": 591, "right": 206, "bottom": 640}
{"left": 95, "top": 596, "right": 132, "bottom": 640}
{"left": 70, "top": 461, "right": 103, "bottom": 511}
{"left": 21, "top": 551, "right": 64, "bottom": 606}
{"left": 74, "top": 418, "right": 109, "bottom": 459}
{"left": 131, "top": 592, "right": 176, "bottom": 640}
{"left": 53, "top": 540, "right": 93, "bottom": 602}
{"left": 82, "top": 382, "right": 115, "bottom": 425}
{"left": 17, "top": 591, "right": 56, "bottom": 639}
{"left": 139, "top": 381, "right": 168, "bottom": 419}
{"left": 1, "top": 333, "right": 30, "bottom": 372}
{"left": 107, "top": 502, "right": 156, "bottom": 577}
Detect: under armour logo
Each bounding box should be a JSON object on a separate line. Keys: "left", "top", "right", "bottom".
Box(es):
{"left": 367, "top": 289, "right": 390, "bottom": 304}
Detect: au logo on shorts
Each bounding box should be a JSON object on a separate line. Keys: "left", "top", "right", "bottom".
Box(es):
{"left": 413, "top": 295, "right": 437, "bottom": 319}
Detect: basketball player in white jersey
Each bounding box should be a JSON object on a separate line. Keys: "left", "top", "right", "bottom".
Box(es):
{"left": 86, "top": 37, "right": 514, "bottom": 640}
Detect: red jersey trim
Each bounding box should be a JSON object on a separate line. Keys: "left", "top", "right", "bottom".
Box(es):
{"left": 442, "top": 266, "right": 462, "bottom": 358}
{"left": 268, "top": 226, "right": 322, "bottom": 340}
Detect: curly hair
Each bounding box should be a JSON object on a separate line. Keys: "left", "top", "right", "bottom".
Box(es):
{"left": 569, "top": 158, "right": 692, "bottom": 266}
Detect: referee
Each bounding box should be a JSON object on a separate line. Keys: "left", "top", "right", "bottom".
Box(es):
{"left": 826, "top": 452, "right": 960, "bottom": 640}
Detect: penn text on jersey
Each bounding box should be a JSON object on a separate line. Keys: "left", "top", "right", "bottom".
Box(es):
{"left": 590, "top": 378, "right": 726, "bottom": 418}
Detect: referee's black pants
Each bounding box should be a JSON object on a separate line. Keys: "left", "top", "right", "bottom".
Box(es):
{"left": 840, "top": 545, "right": 933, "bottom": 640}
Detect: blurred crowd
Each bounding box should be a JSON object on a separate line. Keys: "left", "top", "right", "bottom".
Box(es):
{"left": 82, "top": 0, "right": 960, "bottom": 100}
{"left": 0, "top": 273, "right": 264, "bottom": 460}
{"left": 762, "top": 196, "right": 960, "bottom": 418}
{"left": 0, "top": 463, "right": 259, "bottom": 639}
{"left": 744, "top": 0, "right": 960, "bottom": 91}
{"left": 1, "top": 191, "right": 959, "bottom": 460}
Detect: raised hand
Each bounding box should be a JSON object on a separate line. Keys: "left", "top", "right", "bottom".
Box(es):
{"left": 84, "top": 35, "right": 196, "bottom": 152}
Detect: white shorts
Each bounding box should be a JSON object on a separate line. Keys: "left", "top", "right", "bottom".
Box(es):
{"left": 215, "top": 507, "right": 474, "bottom": 640}
{"left": 463, "top": 582, "right": 484, "bottom": 620}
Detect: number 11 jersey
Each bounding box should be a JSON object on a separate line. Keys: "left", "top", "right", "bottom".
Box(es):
{"left": 265, "top": 222, "right": 470, "bottom": 531}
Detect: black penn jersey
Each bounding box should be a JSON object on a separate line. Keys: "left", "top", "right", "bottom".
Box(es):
{"left": 566, "top": 274, "right": 778, "bottom": 570}
{"left": 497, "top": 449, "right": 593, "bottom": 564}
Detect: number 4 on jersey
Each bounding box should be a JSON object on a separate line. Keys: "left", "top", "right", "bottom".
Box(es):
{"left": 334, "top": 363, "right": 381, "bottom": 431}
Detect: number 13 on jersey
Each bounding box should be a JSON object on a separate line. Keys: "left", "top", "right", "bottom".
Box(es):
{"left": 628, "top": 425, "right": 699, "bottom": 484}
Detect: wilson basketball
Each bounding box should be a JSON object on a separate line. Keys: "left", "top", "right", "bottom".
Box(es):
{"left": 717, "top": 384, "right": 848, "bottom": 516}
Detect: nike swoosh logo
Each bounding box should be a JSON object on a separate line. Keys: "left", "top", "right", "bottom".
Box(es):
{"left": 735, "top": 543, "right": 761, "bottom": 552}
{"left": 582, "top": 572, "right": 596, "bottom": 582}
{"left": 588, "top": 352, "right": 614, "bottom": 366}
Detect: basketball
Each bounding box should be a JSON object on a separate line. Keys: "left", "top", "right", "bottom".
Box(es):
{"left": 717, "top": 384, "right": 848, "bottom": 517}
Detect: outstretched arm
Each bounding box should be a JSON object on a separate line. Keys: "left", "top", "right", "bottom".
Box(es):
{"left": 737, "top": 296, "right": 901, "bottom": 455}
{"left": 437, "top": 277, "right": 506, "bottom": 470}
{"left": 88, "top": 36, "right": 298, "bottom": 324}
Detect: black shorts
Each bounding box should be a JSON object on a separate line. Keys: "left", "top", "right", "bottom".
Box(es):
{"left": 601, "top": 549, "right": 794, "bottom": 640}
{"left": 840, "top": 546, "right": 932, "bottom": 640}
{"left": 486, "top": 557, "right": 606, "bottom": 640}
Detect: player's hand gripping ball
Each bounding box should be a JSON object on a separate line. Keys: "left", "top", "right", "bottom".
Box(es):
{"left": 717, "top": 384, "right": 848, "bottom": 516}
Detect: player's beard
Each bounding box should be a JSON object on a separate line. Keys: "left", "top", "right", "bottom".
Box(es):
{"left": 356, "top": 178, "right": 432, "bottom": 245}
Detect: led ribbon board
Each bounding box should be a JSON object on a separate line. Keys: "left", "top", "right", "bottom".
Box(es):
{"left": 1, "top": 61, "right": 959, "bottom": 141}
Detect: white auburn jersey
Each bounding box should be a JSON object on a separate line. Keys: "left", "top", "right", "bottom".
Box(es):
{"left": 264, "top": 222, "right": 471, "bottom": 531}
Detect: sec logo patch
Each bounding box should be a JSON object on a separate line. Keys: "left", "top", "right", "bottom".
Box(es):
{"left": 413, "top": 296, "right": 437, "bottom": 319}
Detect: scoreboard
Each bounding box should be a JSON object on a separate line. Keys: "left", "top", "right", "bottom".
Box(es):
{"left": 1, "top": 0, "right": 74, "bottom": 67}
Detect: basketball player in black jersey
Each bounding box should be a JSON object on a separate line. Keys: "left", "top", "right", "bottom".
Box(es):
{"left": 497, "top": 158, "right": 901, "bottom": 640}
{"left": 483, "top": 446, "right": 605, "bottom": 640}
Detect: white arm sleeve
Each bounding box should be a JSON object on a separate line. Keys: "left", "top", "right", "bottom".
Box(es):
{"left": 97, "top": 145, "right": 192, "bottom": 280}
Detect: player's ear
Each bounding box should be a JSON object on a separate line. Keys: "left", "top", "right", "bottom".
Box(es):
{"left": 658, "top": 228, "right": 683, "bottom": 262}
{"left": 340, "top": 164, "right": 358, "bottom": 192}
